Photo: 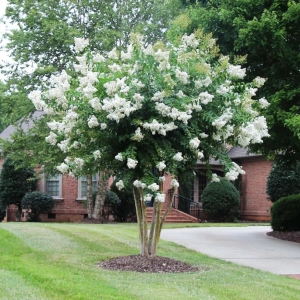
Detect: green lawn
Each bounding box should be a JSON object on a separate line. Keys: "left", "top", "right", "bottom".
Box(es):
{"left": 0, "top": 222, "right": 298, "bottom": 300}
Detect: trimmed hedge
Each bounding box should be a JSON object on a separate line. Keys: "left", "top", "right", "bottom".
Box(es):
{"left": 202, "top": 177, "right": 240, "bottom": 221}
{"left": 22, "top": 191, "right": 54, "bottom": 222}
{"left": 267, "top": 162, "right": 300, "bottom": 203}
{"left": 271, "top": 194, "right": 300, "bottom": 231}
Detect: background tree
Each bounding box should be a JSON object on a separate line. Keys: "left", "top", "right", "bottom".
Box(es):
{"left": 0, "top": 157, "right": 38, "bottom": 221}
{"left": 266, "top": 162, "right": 300, "bottom": 203}
{"left": 168, "top": 0, "right": 300, "bottom": 163}
{"left": 0, "top": 0, "right": 182, "bottom": 125}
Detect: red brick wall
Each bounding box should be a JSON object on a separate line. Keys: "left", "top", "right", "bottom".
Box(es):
{"left": 240, "top": 157, "right": 272, "bottom": 221}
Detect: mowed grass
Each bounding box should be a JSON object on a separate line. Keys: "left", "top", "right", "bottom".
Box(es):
{"left": 0, "top": 223, "right": 299, "bottom": 300}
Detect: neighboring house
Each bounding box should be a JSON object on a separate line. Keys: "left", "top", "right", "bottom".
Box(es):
{"left": 0, "top": 112, "right": 272, "bottom": 222}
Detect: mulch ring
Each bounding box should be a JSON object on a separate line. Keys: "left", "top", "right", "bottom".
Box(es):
{"left": 266, "top": 231, "right": 300, "bottom": 243}
{"left": 98, "top": 255, "right": 202, "bottom": 273}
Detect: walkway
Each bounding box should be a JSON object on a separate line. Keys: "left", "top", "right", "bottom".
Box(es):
{"left": 161, "top": 226, "right": 300, "bottom": 275}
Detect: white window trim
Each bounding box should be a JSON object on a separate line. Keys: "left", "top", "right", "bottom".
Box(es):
{"left": 42, "top": 174, "right": 63, "bottom": 201}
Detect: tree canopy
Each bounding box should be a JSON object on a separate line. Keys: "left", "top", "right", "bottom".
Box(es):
{"left": 168, "top": 0, "right": 300, "bottom": 163}
{"left": 0, "top": 0, "right": 182, "bottom": 125}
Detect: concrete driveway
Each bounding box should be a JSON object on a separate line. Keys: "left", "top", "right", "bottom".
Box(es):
{"left": 161, "top": 226, "right": 300, "bottom": 275}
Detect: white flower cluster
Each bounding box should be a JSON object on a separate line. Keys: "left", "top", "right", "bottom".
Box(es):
{"left": 93, "top": 150, "right": 101, "bottom": 160}
{"left": 156, "top": 161, "right": 166, "bottom": 171}
{"left": 148, "top": 183, "right": 160, "bottom": 192}
{"left": 159, "top": 176, "right": 165, "bottom": 182}
{"left": 195, "top": 77, "right": 212, "bottom": 88}
{"left": 211, "top": 173, "right": 220, "bottom": 182}
{"left": 74, "top": 38, "right": 89, "bottom": 53}
{"left": 28, "top": 90, "right": 47, "bottom": 111}
{"left": 155, "top": 102, "right": 191, "bottom": 124}
{"left": 88, "top": 115, "right": 99, "bottom": 128}
{"left": 238, "top": 116, "right": 269, "bottom": 147}
{"left": 173, "top": 152, "right": 183, "bottom": 162}
{"left": 212, "top": 109, "right": 233, "bottom": 130}
{"left": 189, "top": 137, "right": 200, "bottom": 149}
{"left": 181, "top": 33, "right": 199, "bottom": 49}
{"left": 115, "top": 153, "right": 123, "bottom": 161}
{"left": 171, "top": 179, "right": 179, "bottom": 188}
{"left": 131, "top": 127, "right": 144, "bottom": 142}
{"left": 116, "top": 180, "right": 124, "bottom": 190}
{"left": 199, "top": 92, "right": 214, "bottom": 105}
{"left": 225, "top": 162, "right": 245, "bottom": 181}
{"left": 227, "top": 64, "right": 246, "bottom": 79}
{"left": 127, "top": 158, "right": 138, "bottom": 169}
{"left": 57, "top": 162, "right": 69, "bottom": 174}
{"left": 258, "top": 97, "right": 270, "bottom": 108}
{"left": 142, "top": 119, "right": 178, "bottom": 135}
{"left": 144, "top": 194, "right": 153, "bottom": 201}
{"left": 253, "top": 76, "right": 266, "bottom": 88}
{"left": 155, "top": 193, "right": 165, "bottom": 202}
{"left": 45, "top": 131, "right": 58, "bottom": 145}
{"left": 175, "top": 69, "right": 189, "bottom": 85}
{"left": 133, "top": 180, "right": 147, "bottom": 189}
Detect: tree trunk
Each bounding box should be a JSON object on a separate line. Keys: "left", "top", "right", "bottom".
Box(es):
{"left": 86, "top": 174, "right": 93, "bottom": 218}
{"left": 92, "top": 171, "right": 106, "bottom": 220}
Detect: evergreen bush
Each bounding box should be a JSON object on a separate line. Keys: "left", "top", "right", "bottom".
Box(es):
{"left": 202, "top": 177, "right": 240, "bottom": 221}
{"left": 22, "top": 191, "right": 54, "bottom": 222}
{"left": 102, "top": 191, "right": 121, "bottom": 220}
{"left": 271, "top": 194, "right": 300, "bottom": 231}
{"left": 109, "top": 180, "right": 137, "bottom": 222}
{"left": 267, "top": 162, "right": 300, "bottom": 203}
{"left": 0, "top": 158, "right": 38, "bottom": 221}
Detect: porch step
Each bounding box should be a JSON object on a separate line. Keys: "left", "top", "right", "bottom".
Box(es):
{"left": 146, "top": 207, "right": 200, "bottom": 223}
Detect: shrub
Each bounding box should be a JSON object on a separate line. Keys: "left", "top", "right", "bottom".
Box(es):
{"left": 109, "top": 180, "right": 137, "bottom": 222}
{"left": 202, "top": 177, "right": 240, "bottom": 221}
{"left": 0, "top": 202, "right": 6, "bottom": 222}
{"left": 22, "top": 191, "right": 54, "bottom": 222}
{"left": 102, "top": 191, "right": 121, "bottom": 220}
{"left": 271, "top": 194, "right": 300, "bottom": 231}
{"left": 0, "top": 157, "right": 38, "bottom": 220}
{"left": 267, "top": 162, "right": 300, "bottom": 203}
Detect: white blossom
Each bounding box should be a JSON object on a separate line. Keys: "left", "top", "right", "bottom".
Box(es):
{"left": 116, "top": 180, "right": 124, "bottom": 190}
{"left": 127, "top": 158, "right": 138, "bottom": 169}
{"left": 227, "top": 64, "right": 246, "bottom": 79}
{"left": 144, "top": 194, "right": 153, "bottom": 201}
{"left": 155, "top": 193, "right": 165, "bottom": 202}
{"left": 197, "top": 151, "right": 204, "bottom": 159}
{"left": 45, "top": 131, "right": 57, "bottom": 145}
{"left": 57, "top": 162, "right": 69, "bottom": 174}
{"left": 173, "top": 152, "right": 184, "bottom": 161}
{"left": 199, "top": 92, "right": 214, "bottom": 105}
{"left": 171, "top": 179, "right": 179, "bottom": 188}
{"left": 93, "top": 53, "right": 106, "bottom": 63}
{"left": 133, "top": 180, "right": 147, "bottom": 189}
{"left": 253, "top": 76, "right": 266, "bottom": 87}
{"left": 100, "top": 123, "right": 107, "bottom": 130}
{"left": 148, "top": 183, "right": 160, "bottom": 192}
{"left": 159, "top": 176, "right": 165, "bottom": 182}
{"left": 195, "top": 77, "right": 212, "bottom": 88}
{"left": 88, "top": 115, "right": 99, "bottom": 128}
{"left": 189, "top": 137, "right": 200, "bottom": 149}
{"left": 131, "top": 127, "right": 144, "bottom": 142}
{"left": 200, "top": 132, "right": 208, "bottom": 138}
{"left": 74, "top": 38, "right": 89, "bottom": 53}
{"left": 181, "top": 33, "right": 199, "bottom": 49}
{"left": 156, "top": 161, "right": 166, "bottom": 171}
{"left": 211, "top": 173, "right": 220, "bottom": 182}
{"left": 175, "top": 69, "right": 189, "bottom": 84}
{"left": 176, "top": 90, "right": 185, "bottom": 98}
{"left": 115, "top": 153, "right": 123, "bottom": 161}
{"left": 93, "top": 150, "right": 101, "bottom": 160}
{"left": 151, "top": 91, "right": 165, "bottom": 101}
{"left": 258, "top": 97, "right": 270, "bottom": 108}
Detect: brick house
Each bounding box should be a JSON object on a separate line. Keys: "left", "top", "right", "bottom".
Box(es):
{"left": 0, "top": 112, "right": 272, "bottom": 222}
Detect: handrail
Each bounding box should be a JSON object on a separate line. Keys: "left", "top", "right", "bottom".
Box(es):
{"left": 168, "top": 189, "right": 201, "bottom": 220}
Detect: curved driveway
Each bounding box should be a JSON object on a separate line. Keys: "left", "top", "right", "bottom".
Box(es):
{"left": 161, "top": 226, "right": 300, "bottom": 275}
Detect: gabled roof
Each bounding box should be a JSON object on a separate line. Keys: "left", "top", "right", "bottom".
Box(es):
{"left": 227, "top": 146, "right": 261, "bottom": 159}
{"left": 0, "top": 111, "right": 45, "bottom": 142}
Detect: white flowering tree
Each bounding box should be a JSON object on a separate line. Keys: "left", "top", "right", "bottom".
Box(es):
{"left": 29, "top": 31, "right": 269, "bottom": 257}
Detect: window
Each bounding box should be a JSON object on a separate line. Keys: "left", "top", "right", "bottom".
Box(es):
{"left": 44, "top": 174, "right": 62, "bottom": 199}
{"left": 78, "top": 174, "right": 98, "bottom": 199}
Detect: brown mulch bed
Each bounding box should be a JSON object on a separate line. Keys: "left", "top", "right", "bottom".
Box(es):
{"left": 267, "top": 231, "right": 300, "bottom": 243}
{"left": 98, "top": 255, "right": 201, "bottom": 273}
